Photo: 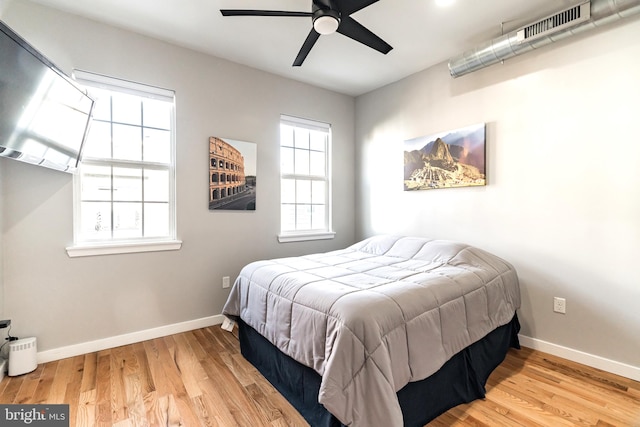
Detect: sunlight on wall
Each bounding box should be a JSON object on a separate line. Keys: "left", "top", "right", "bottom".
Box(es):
{"left": 359, "top": 123, "right": 405, "bottom": 235}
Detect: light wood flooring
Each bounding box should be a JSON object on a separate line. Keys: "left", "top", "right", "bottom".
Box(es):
{"left": 0, "top": 325, "right": 638, "bottom": 426}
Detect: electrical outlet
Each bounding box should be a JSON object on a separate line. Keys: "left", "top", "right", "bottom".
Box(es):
{"left": 222, "top": 276, "right": 230, "bottom": 289}
{"left": 553, "top": 297, "right": 566, "bottom": 314}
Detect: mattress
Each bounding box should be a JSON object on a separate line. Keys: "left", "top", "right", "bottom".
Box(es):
{"left": 223, "top": 235, "right": 521, "bottom": 426}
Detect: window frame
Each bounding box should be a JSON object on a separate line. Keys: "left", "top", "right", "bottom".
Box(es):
{"left": 66, "top": 70, "right": 181, "bottom": 257}
{"left": 278, "top": 114, "right": 335, "bottom": 243}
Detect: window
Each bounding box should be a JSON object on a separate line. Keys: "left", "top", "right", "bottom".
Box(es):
{"left": 279, "top": 115, "right": 334, "bottom": 243}
{"left": 66, "top": 71, "right": 180, "bottom": 257}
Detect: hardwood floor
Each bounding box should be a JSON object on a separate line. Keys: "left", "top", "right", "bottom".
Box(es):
{"left": 1, "top": 325, "right": 638, "bottom": 426}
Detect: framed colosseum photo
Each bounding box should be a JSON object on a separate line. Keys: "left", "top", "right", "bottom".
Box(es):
{"left": 209, "top": 137, "right": 257, "bottom": 210}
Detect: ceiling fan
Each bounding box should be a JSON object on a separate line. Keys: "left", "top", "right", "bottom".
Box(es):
{"left": 220, "top": 0, "right": 393, "bottom": 66}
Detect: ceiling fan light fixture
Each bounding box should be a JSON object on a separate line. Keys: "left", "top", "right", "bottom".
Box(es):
{"left": 313, "top": 14, "right": 340, "bottom": 35}
{"left": 221, "top": 2, "right": 391, "bottom": 67}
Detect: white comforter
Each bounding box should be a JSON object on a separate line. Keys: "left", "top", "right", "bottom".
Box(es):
{"left": 223, "top": 235, "right": 521, "bottom": 426}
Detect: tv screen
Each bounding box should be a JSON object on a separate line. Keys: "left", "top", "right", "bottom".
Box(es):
{"left": 0, "top": 19, "right": 94, "bottom": 173}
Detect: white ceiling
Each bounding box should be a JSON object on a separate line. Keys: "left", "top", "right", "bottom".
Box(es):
{"left": 28, "top": 0, "right": 577, "bottom": 96}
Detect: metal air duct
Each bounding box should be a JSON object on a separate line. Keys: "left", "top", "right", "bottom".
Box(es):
{"left": 448, "top": 0, "right": 640, "bottom": 78}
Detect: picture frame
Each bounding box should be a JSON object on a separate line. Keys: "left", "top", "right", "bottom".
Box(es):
{"left": 209, "top": 137, "right": 257, "bottom": 210}
{"left": 404, "top": 123, "right": 486, "bottom": 191}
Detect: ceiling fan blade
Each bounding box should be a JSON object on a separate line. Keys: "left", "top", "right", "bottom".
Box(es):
{"left": 334, "top": 0, "right": 379, "bottom": 16}
{"left": 220, "top": 10, "right": 312, "bottom": 17}
{"left": 337, "top": 16, "right": 392, "bottom": 55}
{"left": 293, "top": 29, "right": 321, "bottom": 66}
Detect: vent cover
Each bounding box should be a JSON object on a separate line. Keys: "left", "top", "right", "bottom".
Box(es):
{"left": 517, "top": 2, "right": 591, "bottom": 43}
{"left": 449, "top": 0, "right": 640, "bottom": 78}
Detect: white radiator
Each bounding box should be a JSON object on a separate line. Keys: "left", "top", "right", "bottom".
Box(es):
{"left": 8, "top": 337, "right": 37, "bottom": 376}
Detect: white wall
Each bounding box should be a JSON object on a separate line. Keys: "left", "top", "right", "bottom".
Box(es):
{"left": 355, "top": 19, "right": 640, "bottom": 375}
{"left": 0, "top": 1, "right": 355, "bottom": 353}
{"left": 0, "top": 160, "right": 3, "bottom": 321}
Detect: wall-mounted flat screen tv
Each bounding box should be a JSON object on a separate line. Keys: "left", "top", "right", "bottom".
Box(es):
{"left": 0, "top": 19, "right": 94, "bottom": 173}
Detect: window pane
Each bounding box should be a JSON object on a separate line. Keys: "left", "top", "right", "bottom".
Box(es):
{"left": 144, "top": 169, "right": 169, "bottom": 202}
{"left": 310, "top": 130, "right": 326, "bottom": 152}
{"left": 83, "top": 121, "right": 111, "bottom": 159}
{"left": 113, "top": 202, "right": 142, "bottom": 238}
{"left": 281, "top": 147, "right": 294, "bottom": 175}
{"left": 143, "top": 99, "right": 171, "bottom": 130}
{"left": 112, "top": 93, "right": 141, "bottom": 125}
{"left": 294, "top": 148, "right": 309, "bottom": 175}
{"left": 280, "top": 125, "right": 293, "bottom": 147}
{"left": 280, "top": 124, "right": 294, "bottom": 147}
{"left": 296, "top": 205, "right": 311, "bottom": 230}
{"left": 113, "top": 167, "right": 142, "bottom": 201}
{"left": 143, "top": 128, "right": 170, "bottom": 163}
{"left": 80, "top": 201, "right": 112, "bottom": 238}
{"left": 309, "top": 151, "right": 325, "bottom": 176}
{"left": 144, "top": 203, "right": 169, "bottom": 237}
{"left": 281, "top": 204, "right": 296, "bottom": 231}
{"left": 90, "top": 88, "right": 112, "bottom": 121}
{"left": 296, "top": 180, "right": 311, "bottom": 204}
{"left": 81, "top": 164, "right": 111, "bottom": 201}
{"left": 281, "top": 179, "right": 295, "bottom": 204}
{"left": 294, "top": 128, "right": 309, "bottom": 149}
{"left": 112, "top": 123, "right": 142, "bottom": 161}
{"left": 311, "top": 205, "right": 326, "bottom": 230}
{"left": 312, "top": 180, "right": 325, "bottom": 204}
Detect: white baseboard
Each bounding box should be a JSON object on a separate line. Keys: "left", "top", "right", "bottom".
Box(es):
{"left": 32, "top": 320, "right": 639, "bottom": 384}
{"left": 518, "top": 334, "right": 640, "bottom": 382}
{"left": 37, "top": 315, "right": 225, "bottom": 364}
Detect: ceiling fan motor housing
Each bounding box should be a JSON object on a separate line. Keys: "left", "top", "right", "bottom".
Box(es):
{"left": 313, "top": 8, "right": 341, "bottom": 34}
{"left": 220, "top": 0, "right": 393, "bottom": 66}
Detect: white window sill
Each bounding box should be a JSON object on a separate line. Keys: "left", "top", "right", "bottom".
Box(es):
{"left": 66, "top": 240, "right": 182, "bottom": 258}
{"left": 278, "top": 231, "right": 336, "bottom": 243}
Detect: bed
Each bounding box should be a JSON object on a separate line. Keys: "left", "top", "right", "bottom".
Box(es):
{"left": 222, "top": 235, "right": 521, "bottom": 426}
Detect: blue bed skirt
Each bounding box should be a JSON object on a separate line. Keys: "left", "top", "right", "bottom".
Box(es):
{"left": 238, "top": 314, "right": 520, "bottom": 427}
